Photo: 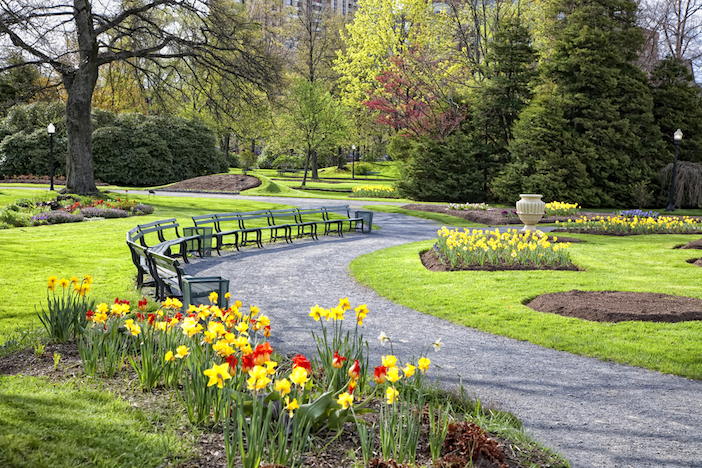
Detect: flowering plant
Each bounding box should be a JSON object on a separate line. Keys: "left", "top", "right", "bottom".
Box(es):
{"left": 556, "top": 215, "right": 702, "bottom": 235}
{"left": 545, "top": 201, "right": 580, "bottom": 217}
{"left": 350, "top": 185, "right": 398, "bottom": 198}
{"left": 448, "top": 202, "right": 489, "bottom": 211}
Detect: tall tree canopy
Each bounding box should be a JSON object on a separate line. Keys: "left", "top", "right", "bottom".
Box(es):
{"left": 0, "top": 0, "right": 281, "bottom": 194}
{"left": 493, "top": 0, "right": 664, "bottom": 207}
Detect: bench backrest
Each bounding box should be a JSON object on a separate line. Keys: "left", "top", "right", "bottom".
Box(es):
{"left": 126, "top": 240, "right": 152, "bottom": 273}
{"left": 294, "top": 208, "right": 326, "bottom": 223}
{"left": 322, "top": 205, "right": 351, "bottom": 220}
{"left": 268, "top": 209, "right": 299, "bottom": 226}
{"left": 192, "top": 214, "right": 218, "bottom": 229}
{"left": 127, "top": 227, "right": 142, "bottom": 243}
{"left": 236, "top": 211, "right": 272, "bottom": 229}
{"left": 136, "top": 218, "right": 181, "bottom": 246}
{"left": 149, "top": 250, "right": 185, "bottom": 293}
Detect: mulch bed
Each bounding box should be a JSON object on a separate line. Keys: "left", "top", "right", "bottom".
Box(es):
{"left": 159, "top": 174, "right": 261, "bottom": 193}
{"left": 527, "top": 290, "right": 702, "bottom": 323}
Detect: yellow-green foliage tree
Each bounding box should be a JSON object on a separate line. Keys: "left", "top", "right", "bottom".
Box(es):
{"left": 334, "top": 0, "right": 455, "bottom": 109}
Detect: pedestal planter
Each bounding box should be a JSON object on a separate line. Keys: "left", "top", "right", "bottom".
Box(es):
{"left": 516, "top": 194, "right": 545, "bottom": 231}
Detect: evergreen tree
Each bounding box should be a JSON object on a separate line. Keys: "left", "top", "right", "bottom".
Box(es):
{"left": 649, "top": 57, "right": 702, "bottom": 163}
{"left": 494, "top": 0, "right": 664, "bottom": 207}
{"left": 473, "top": 16, "right": 537, "bottom": 199}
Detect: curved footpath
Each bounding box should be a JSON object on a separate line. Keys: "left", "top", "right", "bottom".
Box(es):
{"left": 169, "top": 194, "right": 702, "bottom": 468}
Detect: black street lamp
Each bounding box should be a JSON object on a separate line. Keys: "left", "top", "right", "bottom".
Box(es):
{"left": 47, "top": 123, "right": 55, "bottom": 191}
{"left": 351, "top": 144, "right": 356, "bottom": 179}
{"left": 666, "top": 128, "right": 684, "bottom": 212}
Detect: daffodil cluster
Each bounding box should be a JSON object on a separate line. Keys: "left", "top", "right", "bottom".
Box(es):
{"left": 350, "top": 185, "right": 398, "bottom": 198}
{"left": 436, "top": 227, "right": 572, "bottom": 268}
{"left": 545, "top": 201, "right": 580, "bottom": 217}
{"left": 556, "top": 214, "right": 702, "bottom": 235}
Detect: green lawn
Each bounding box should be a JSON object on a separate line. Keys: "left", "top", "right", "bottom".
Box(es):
{"left": 0, "top": 190, "right": 292, "bottom": 339}
{"left": 349, "top": 232, "right": 702, "bottom": 380}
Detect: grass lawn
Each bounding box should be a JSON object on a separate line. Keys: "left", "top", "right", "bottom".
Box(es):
{"left": 0, "top": 190, "right": 293, "bottom": 340}
{"left": 349, "top": 231, "right": 702, "bottom": 380}
{"left": 0, "top": 375, "right": 193, "bottom": 468}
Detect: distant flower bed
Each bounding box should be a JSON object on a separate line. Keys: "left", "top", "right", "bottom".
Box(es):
{"left": 350, "top": 185, "right": 398, "bottom": 198}
{"left": 618, "top": 209, "right": 660, "bottom": 218}
{"left": 545, "top": 201, "right": 580, "bottom": 217}
{"left": 0, "top": 193, "right": 153, "bottom": 229}
{"left": 556, "top": 215, "right": 702, "bottom": 235}
{"left": 436, "top": 227, "right": 573, "bottom": 268}
{"left": 448, "top": 202, "right": 489, "bottom": 211}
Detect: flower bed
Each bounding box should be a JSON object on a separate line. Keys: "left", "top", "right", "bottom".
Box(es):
{"left": 447, "top": 202, "right": 489, "bottom": 211}
{"left": 1, "top": 194, "right": 153, "bottom": 228}
{"left": 436, "top": 227, "right": 574, "bottom": 269}
{"left": 28, "top": 275, "right": 565, "bottom": 468}
{"left": 545, "top": 201, "right": 580, "bottom": 217}
{"left": 350, "top": 185, "right": 398, "bottom": 198}
{"left": 555, "top": 214, "right": 702, "bottom": 235}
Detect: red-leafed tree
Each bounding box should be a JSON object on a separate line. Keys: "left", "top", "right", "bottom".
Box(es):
{"left": 363, "top": 48, "right": 466, "bottom": 141}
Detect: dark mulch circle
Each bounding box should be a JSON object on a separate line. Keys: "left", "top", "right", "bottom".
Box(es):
{"left": 527, "top": 290, "right": 702, "bottom": 323}
{"left": 160, "top": 174, "right": 261, "bottom": 193}
{"left": 676, "top": 238, "right": 702, "bottom": 249}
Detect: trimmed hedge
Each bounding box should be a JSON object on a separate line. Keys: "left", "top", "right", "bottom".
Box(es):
{"left": 0, "top": 104, "right": 228, "bottom": 186}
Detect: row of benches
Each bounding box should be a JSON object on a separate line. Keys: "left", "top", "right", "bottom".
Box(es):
{"left": 126, "top": 206, "right": 368, "bottom": 308}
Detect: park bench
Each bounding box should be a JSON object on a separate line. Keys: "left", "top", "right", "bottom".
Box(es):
{"left": 133, "top": 218, "right": 202, "bottom": 264}
{"left": 295, "top": 207, "right": 343, "bottom": 238}
{"left": 276, "top": 168, "right": 302, "bottom": 177}
{"left": 366, "top": 171, "right": 381, "bottom": 179}
{"left": 148, "top": 250, "right": 229, "bottom": 308}
{"left": 192, "top": 213, "right": 239, "bottom": 256}
{"left": 126, "top": 239, "right": 156, "bottom": 292}
{"left": 322, "top": 205, "right": 367, "bottom": 235}
{"left": 268, "top": 208, "right": 316, "bottom": 241}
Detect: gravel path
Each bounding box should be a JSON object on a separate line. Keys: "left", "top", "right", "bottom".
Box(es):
{"left": 171, "top": 194, "right": 702, "bottom": 467}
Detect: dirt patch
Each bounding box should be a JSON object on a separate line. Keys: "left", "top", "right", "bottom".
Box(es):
{"left": 677, "top": 238, "right": 702, "bottom": 249}
{"left": 160, "top": 174, "right": 261, "bottom": 193}
{"left": 527, "top": 290, "right": 702, "bottom": 323}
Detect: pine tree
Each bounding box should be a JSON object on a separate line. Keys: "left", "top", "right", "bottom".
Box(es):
{"left": 649, "top": 57, "right": 702, "bottom": 163}
{"left": 473, "top": 16, "right": 537, "bottom": 198}
{"left": 495, "top": 0, "right": 664, "bottom": 207}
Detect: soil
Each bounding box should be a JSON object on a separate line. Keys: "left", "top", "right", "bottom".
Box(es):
{"left": 159, "top": 174, "right": 261, "bottom": 193}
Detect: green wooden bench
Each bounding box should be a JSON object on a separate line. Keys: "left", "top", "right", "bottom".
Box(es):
{"left": 126, "top": 239, "right": 156, "bottom": 291}
{"left": 322, "top": 205, "right": 366, "bottom": 234}
{"left": 148, "top": 251, "right": 229, "bottom": 307}
{"left": 133, "top": 218, "right": 202, "bottom": 264}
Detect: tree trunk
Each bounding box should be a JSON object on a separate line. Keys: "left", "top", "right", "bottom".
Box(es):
{"left": 62, "top": 68, "right": 99, "bottom": 195}
{"left": 311, "top": 150, "right": 318, "bottom": 179}
{"left": 337, "top": 147, "right": 345, "bottom": 169}
{"left": 302, "top": 146, "right": 311, "bottom": 187}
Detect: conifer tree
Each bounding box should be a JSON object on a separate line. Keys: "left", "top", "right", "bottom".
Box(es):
{"left": 494, "top": 0, "right": 664, "bottom": 207}
{"left": 650, "top": 57, "right": 702, "bottom": 163}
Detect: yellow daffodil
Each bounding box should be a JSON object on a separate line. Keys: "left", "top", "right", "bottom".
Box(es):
{"left": 225, "top": 292, "right": 231, "bottom": 301}
{"left": 164, "top": 351, "right": 175, "bottom": 362}
{"left": 213, "top": 340, "right": 235, "bottom": 357}
{"left": 289, "top": 366, "right": 309, "bottom": 387}
{"left": 354, "top": 304, "right": 369, "bottom": 325}
{"left": 209, "top": 291, "right": 218, "bottom": 304}
{"left": 250, "top": 305, "right": 260, "bottom": 316}
{"left": 284, "top": 397, "right": 299, "bottom": 418}
{"left": 337, "top": 392, "right": 354, "bottom": 409}
{"left": 402, "top": 364, "right": 416, "bottom": 378}
{"left": 175, "top": 345, "right": 189, "bottom": 359}
{"left": 181, "top": 317, "right": 203, "bottom": 337}
{"left": 381, "top": 355, "right": 397, "bottom": 369}
{"left": 275, "top": 378, "right": 291, "bottom": 397}
{"left": 47, "top": 275, "right": 58, "bottom": 290}
{"left": 309, "top": 304, "right": 324, "bottom": 321}
{"left": 386, "top": 387, "right": 399, "bottom": 404}
{"left": 124, "top": 319, "right": 141, "bottom": 336}
{"left": 418, "top": 357, "right": 430, "bottom": 372}
{"left": 58, "top": 278, "right": 70, "bottom": 289}
{"left": 386, "top": 367, "right": 401, "bottom": 383}
{"left": 204, "top": 362, "right": 232, "bottom": 388}
{"left": 338, "top": 297, "right": 351, "bottom": 311}
{"left": 247, "top": 365, "right": 271, "bottom": 391}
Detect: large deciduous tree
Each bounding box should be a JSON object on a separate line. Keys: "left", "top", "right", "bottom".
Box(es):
{"left": 0, "top": 0, "right": 280, "bottom": 194}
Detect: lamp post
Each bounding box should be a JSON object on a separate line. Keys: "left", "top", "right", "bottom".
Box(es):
{"left": 666, "top": 128, "right": 684, "bottom": 212}
{"left": 351, "top": 144, "right": 356, "bottom": 179}
{"left": 47, "top": 123, "right": 55, "bottom": 191}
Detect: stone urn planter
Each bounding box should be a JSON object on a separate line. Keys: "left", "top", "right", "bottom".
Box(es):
{"left": 516, "top": 194, "right": 546, "bottom": 231}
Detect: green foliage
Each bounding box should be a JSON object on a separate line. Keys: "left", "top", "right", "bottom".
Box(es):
{"left": 649, "top": 57, "right": 702, "bottom": 163}
{"left": 37, "top": 278, "right": 94, "bottom": 343}
{"left": 93, "top": 113, "right": 228, "bottom": 186}
{"left": 0, "top": 54, "right": 42, "bottom": 116}
{"left": 472, "top": 16, "right": 537, "bottom": 195}
{"left": 239, "top": 150, "right": 259, "bottom": 173}
{"left": 353, "top": 162, "right": 373, "bottom": 176}
{"left": 395, "top": 131, "right": 486, "bottom": 202}
{"left": 495, "top": 0, "right": 665, "bottom": 207}
{"left": 0, "top": 104, "right": 227, "bottom": 185}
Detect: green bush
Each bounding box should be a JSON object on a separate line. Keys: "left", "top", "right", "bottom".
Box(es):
{"left": 353, "top": 162, "right": 373, "bottom": 176}
{"left": 0, "top": 104, "right": 228, "bottom": 186}
{"left": 394, "top": 131, "right": 485, "bottom": 202}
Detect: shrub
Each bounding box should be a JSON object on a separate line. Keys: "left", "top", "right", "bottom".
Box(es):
{"left": 31, "top": 211, "right": 84, "bottom": 225}
{"left": 353, "top": 162, "right": 373, "bottom": 176}
{"left": 133, "top": 204, "right": 154, "bottom": 215}
{"left": 660, "top": 161, "right": 702, "bottom": 208}
{"left": 80, "top": 207, "right": 129, "bottom": 218}
{"left": 0, "top": 208, "right": 31, "bottom": 227}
